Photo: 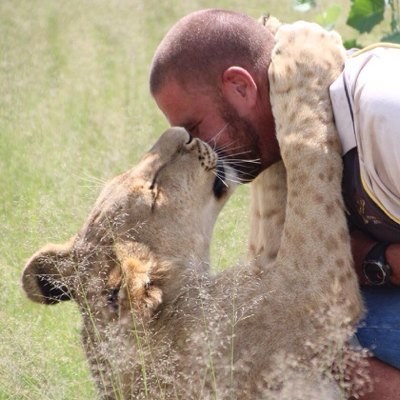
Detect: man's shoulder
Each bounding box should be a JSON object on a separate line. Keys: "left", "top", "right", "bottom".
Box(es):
{"left": 343, "top": 44, "right": 400, "bottom": 90}
{"left": 330, "top": 43, "right": 400, "bottom": 155}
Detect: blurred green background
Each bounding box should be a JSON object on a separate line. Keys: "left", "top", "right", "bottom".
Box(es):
{"left": 0, "top": 1, "right": 392, "bottom": 398}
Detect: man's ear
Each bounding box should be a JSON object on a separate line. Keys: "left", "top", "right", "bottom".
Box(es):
{"left": 221, "top": 67, "right": 258, "bottom": 116}
{"left": 21, "top": 237, "right": 76, "bottom": 305}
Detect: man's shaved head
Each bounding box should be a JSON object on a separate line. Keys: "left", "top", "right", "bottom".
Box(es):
{"left": 150, "top": 9, "right": 281, "bottom": 178}
{"left": 149, "top": 9, "right": 275, "bottom": 95}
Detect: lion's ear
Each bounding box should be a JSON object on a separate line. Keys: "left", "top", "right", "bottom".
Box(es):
{"left": 115, "top": 242, "right": 167, "bottom": 319}
{"left": 22, "top": 237, "right": 76, "bottom": 305}
{"left": 258, "top": 14, "right": 282, "bottom": 35}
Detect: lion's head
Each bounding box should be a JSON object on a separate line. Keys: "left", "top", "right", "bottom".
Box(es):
{"left": 21, "top": 128, "right": 236, "bottom": 396}
{"left": 22, "top": 126, "right": 236, "bottom": 308}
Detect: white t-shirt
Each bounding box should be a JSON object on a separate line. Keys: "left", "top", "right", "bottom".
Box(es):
{"left": 330, "top": 45, "right": 400, "bottom": 223}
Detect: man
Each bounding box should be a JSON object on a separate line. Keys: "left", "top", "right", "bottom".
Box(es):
{"left": 149, "top": 9, "right": 400, "bottom": 399}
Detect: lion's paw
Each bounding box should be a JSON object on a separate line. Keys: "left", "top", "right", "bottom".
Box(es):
{"left": 269, "top": 21, "right": 346, "bottom": 95}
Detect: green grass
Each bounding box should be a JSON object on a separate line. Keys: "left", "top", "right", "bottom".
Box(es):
{"left": 0, "top": 1, "right": 388, "bottom": 398}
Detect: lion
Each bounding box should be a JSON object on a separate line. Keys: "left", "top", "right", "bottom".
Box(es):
{"left": 22, "top": 23, "right": 364, "bottom": 400}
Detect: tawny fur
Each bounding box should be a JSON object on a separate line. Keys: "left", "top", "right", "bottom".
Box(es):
{"left": 250, "top": 21, "right": 363, "bottom": 321}
{"left": 22, "top": 22, "right": 364, "bottom": 400}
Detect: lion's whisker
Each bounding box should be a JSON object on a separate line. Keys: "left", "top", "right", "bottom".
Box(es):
{"left": 211, "top": 137, "right": 239, "bottom": 149}
{"left": 223, "top": 173, "right": 249, "bottom": 183}
{"left": 223, "top": 158, "right": 261, "bottom": 165}
{"left": 217, "top": 150, "right": 253, "bottom": 159}
{"left": 213, "top": 141, "right": 245, "bottom": 156}
{"left": 213, "top": 170, "right": 247, "bottom": 185}
{"left": 211, "top": 170, "right": 229, "bottom": 187}
{"left": 208, "top": 123, "right": 229, "bottom": 147}
{"left": 74, "top": 172, "right": 107, "bottom": 188}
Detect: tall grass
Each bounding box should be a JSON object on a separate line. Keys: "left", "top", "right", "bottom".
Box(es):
{"left": 0, "top": 1, "right": 386, "bottom": 398}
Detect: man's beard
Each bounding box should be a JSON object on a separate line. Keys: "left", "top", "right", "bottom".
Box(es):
{"left": 217, "top": 99, "right": 263, "bottom": 182}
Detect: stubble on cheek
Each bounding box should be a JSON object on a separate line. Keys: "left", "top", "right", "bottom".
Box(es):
{"left": 217, "top": 100, "right": 262, "bottom": 182}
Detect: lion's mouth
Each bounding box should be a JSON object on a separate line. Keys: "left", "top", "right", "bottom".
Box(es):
{"left": 213, "top": 161, "right": 228, "bottom": 199}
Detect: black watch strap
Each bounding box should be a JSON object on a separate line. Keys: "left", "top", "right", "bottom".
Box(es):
{"left": 363, "top": 242, "right": 392, "bottom": 286}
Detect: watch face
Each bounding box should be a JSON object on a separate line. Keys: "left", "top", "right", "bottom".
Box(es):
{"left": 364, "top": 261, "right": 390, "bottom": 285}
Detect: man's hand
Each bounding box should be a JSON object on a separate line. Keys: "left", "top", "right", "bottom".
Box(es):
{"left": 387, "top": 244, "right": 400, "bottom": 285}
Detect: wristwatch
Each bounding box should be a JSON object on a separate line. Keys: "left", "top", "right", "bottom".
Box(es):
{"left": 363, "top": 242, "right": 392, "bottom": 286}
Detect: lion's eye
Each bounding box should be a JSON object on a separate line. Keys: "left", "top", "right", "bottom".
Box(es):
{"left": 149, "top": 176, "right": 157, "bottom": 190}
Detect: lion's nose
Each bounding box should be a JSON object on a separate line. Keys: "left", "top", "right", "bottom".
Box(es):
{"left": 142, "top": 128, "right": 191, "bottom": 164}
{"left": 149, "top": 127, "right": 191, "bottom": 155}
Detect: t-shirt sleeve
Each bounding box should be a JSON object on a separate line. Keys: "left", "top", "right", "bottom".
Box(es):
{"left": 351, "top": 47, "right": 400, "bottom": 222}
